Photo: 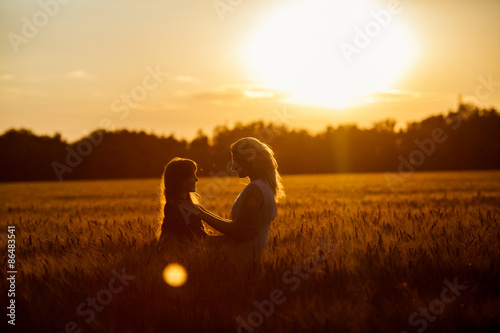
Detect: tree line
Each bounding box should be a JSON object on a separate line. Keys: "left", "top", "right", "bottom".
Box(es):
{"left": 1, "top": 103, "right": 499, "bottom": 182}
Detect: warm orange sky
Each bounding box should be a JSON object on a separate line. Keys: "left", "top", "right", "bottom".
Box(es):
{"left": 1, "top": 0, "right": 499, "bottom": 142}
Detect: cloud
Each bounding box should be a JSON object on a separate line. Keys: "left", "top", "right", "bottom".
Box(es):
{"left": 66, "top": 69, "right": 93, "bottom": 80}
{"left": 0, "top": 74, "right": 14, "bottom": 81}
{"left": 370, "top": 88, "right": 463, "bottom": 103}
{"left": 185, "top": 84, "right": 282, "bottom": 106}
{"left": 243, "top": 87, "right": 277, "bottom": 98}
{"left": 189, "top": 86, "right": 245, "bottom": 104}
{"left": 174, "top": 75, "right": 199, "bottom": 83}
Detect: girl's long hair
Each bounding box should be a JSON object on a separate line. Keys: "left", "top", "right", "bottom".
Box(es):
{"left": 230, "top": 137, "right": 286, "bottom": 202}
{"left": 160, "top": 157, "right": 199, "bottom": 205}
{"left": 157, "top": 157, "right": 200, "bottom": 238}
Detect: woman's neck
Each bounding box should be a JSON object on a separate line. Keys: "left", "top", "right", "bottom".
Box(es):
{"left": 249, "top": 176, "right": 259, "bottom": 182}
{"left": 248, "top": 170, "right": 260, "bottom": 182}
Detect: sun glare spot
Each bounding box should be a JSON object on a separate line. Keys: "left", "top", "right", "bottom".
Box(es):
{"left": 243, "top": 0, "right": 417, "bottom": 109}
{"left": 162, "top": 263, "right": 188, "bottom": 287}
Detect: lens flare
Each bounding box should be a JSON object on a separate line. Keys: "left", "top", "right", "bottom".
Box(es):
{"left": 162, "top": 263, "right": 187, "bottom": 287}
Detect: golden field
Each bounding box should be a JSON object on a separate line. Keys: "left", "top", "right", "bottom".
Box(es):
{"left": 1, "top": 171, "right": 499, "bottom": 332}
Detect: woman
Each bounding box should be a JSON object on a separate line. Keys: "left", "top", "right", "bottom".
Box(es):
{"left": 183, "top": 137, "right": 285, "bottom": 264}
{"left": 158, "top": 157, "right": 208, "bottom": 251}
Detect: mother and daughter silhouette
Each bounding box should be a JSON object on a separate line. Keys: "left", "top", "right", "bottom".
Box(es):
{"left": 158, "top": 137, "right": 285, "bottom": 266}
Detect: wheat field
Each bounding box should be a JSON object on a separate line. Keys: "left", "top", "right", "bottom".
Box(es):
{"left": 1, "top": 171, "right": 499, "bottom": 332}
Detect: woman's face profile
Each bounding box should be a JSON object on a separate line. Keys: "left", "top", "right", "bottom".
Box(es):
{"left": 231, "top": 154, "right": 249, "bottom": 178}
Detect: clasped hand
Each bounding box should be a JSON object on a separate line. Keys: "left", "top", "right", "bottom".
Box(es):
{"left": 179, "top": 201, "right": 205, "bottom": 215}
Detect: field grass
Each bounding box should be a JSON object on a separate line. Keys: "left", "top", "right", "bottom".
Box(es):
{"left": 1, "top": 171, "right": 500, "bottom": 332}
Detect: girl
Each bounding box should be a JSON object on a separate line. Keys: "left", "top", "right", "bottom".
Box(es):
{"left": 158, "top": 157, "right": 207, "bottom": 250}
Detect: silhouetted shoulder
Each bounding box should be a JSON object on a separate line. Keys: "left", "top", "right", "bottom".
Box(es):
{"left": 243, "top": 183, "right": 264, "bottom": 207}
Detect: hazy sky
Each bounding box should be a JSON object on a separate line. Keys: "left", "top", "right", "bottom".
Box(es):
{"left": 1, "top": 0, "right": 499, "bottom": 142}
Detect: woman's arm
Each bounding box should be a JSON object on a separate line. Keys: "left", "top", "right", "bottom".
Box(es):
{"left": 184, "top": 184, "right": 264, "bottom": 241}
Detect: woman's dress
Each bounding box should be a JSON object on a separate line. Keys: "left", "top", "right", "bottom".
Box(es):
{"left": 225, "top": 179, "right": 277, "bottom": 264}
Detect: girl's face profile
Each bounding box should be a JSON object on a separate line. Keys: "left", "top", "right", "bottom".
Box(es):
{"left": 181, "top": 169, "right": 198, "bottom": 193}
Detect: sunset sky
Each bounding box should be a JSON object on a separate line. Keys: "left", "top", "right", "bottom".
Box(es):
{"left": 1, "top": 0, "right": 499, "bottom": 142}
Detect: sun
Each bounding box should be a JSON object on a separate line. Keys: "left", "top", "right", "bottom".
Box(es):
{"left": 243, "top": 0, "right": 417, "bottom": 108}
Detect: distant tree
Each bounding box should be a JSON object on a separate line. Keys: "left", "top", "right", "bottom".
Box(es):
{"left": 0, "top": 129, "right": 67, "bottom": 181}
{"left": 73, "top": 129, "right": 188, "bottom": 179}
{"left": 1, "top": 103, "right": 498, "bottom": 182}
{"left": 187, "top": 130, "right": 214, "bottom": 176}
